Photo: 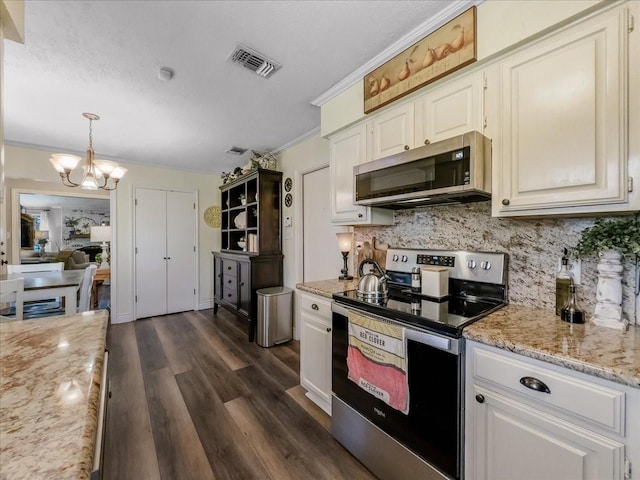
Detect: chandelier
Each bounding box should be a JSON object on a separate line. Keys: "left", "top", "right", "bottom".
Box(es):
{"left": 49, "top": 113, "right": 127, "bottom": 191}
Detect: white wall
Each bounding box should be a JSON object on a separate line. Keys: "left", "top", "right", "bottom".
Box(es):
{"left": 4, "top": 144, "right": 220, "bottom": 323}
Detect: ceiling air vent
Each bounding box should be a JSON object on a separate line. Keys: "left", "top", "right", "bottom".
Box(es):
{"left": 225, "top": 146, "right": 247, "bottom": 155}
{"left": 229, "top": 43, "right": 281, "bottom": 78}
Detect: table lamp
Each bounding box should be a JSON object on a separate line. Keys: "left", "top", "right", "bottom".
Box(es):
{"left": 90, "top": 225, "right": 111, "bottom": 269}
{"left": 336, "top": 232, "right": 354, "bottom": 280}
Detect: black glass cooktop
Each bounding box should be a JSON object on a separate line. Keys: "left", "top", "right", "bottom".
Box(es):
{"left": 333, "top": 287, "right": 504, "bottom": 337}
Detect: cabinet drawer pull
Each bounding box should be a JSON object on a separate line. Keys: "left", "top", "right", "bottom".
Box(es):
{"left": 358, "top": 213, "right": 363, "bottom": 218}
{"left": 475, "top": 394, "right": 485, "bottom": 403}
{"left": 326, "top": 327, "right": 332, "bottom": 333}
{"left": 520, "top": 376, "right": 551, "bottom": 394}
{"left": 311, "top": 304, "right": 319, "bottom": 310}
{"left": 502, "top": 198, "right": 510, "bottom": 206}
{"left": 227, "top": 266, "right": 232, "bottom": 270}
{"left": 404, "top": 145, "right": 410, "bottom": 151}
{"left": 424, "top": 139, "right": 430, "bottom": 145}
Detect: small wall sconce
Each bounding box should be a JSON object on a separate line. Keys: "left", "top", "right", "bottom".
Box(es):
{"left": 336, "top": 232, "right": 354, "bottom": 280}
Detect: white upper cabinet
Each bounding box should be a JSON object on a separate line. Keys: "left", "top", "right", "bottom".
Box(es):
{"left": 369, "top": 70, "right": 485, "bottom": 161}
{"left": 370, "top": 102, "right": 415, "bottom": 160}
{"left": 329, "top": 123, "right": 394, "bottom": 225}
{"left": 415, "top": 70, "right": 485, "bottom": 146}
{"left": 493, "top": 4, "right": 635, "bottom": 216}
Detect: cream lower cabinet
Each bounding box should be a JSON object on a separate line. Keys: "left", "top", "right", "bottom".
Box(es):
{"left": 329, "top": 123, "right": 394, "bottom": 225}
{"left": 298, "top": 291, "right": 333, "bottom": 414}
{"left": 493, "top": 3, "right": 638, "bottom": 216}
{"left": 465, "top": 341, "right": 638, "bottom": 480}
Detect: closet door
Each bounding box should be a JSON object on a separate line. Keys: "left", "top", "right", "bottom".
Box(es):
{"left": 166, "top": 191, "right": 196, "bottom": 313}
{"left": 135, "top": 188, "right": 168, "bottom": 318}
{"left": 135, "top": 188, "right": 196, "bottom": 319}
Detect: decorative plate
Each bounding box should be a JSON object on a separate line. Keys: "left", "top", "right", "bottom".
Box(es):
{"left": 234, "top": 211, "right": 247, "bottom": 229}
{"left": 203, "top": 205, "right": 221, "bottom": 228}
{"left": 284, "top": 193, "right": 293, "bottom": 208}
{"left": 284, "top": 177, "right": 292, "bottom": 192}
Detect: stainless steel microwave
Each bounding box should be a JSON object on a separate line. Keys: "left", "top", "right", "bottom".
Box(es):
{"left": 354, "top": 131, "right": 491, "bottom": 209}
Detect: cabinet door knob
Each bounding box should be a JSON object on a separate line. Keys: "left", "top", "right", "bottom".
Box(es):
{"left": 424, "top": 139, "right": 430, "bottom": 145}
{"left": 502, "top": 199, "right": 510, "bottom": 206}
{"left": 326, "top": 327, "right": 332, "bottom": 333}
{"left": 227, "top": 279, "right": 232, "bottom": 284}
{"left": 227, "top": 293, "right": 232, "bottom": 298}
{"left": 239, "top": 282, "right": 245, "bottom": 287}
{"left": 475, "top": 394, "right": 485, "bottom": 403}
{"left": 404, "top": 145, "right": 410, "bottom": 151}
{"left": 358, "top": 213, "right": 363, "bottom": 218}
{"left": 311, "top": 304, "right": 319, "bottom": 310}
{"left": 227, "top": 266, "right": 232, "bottom": 270}
{"left": 519, "top": 376, "right": 551, "bottom": 394}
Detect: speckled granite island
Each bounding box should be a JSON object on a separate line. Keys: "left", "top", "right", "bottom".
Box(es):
{"left": 0, "top": 310, "right": 109, "bottom": 480}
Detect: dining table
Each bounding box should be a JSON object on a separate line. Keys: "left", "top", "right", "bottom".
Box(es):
{"left": 1, "top": 270, "right": 85, "bottom": 315}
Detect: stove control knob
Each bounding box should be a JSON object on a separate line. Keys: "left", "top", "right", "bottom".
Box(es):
{"left": 401, "top": 255, "right": 408, "bottom": 262}
{"left": 392, "top": 254, "right": 399, "bottom": 262}
{"left": 481, "top": 261, "right": 491, "bottom": 270}
{"left": 467, "top": 260, "right": 477, "bottom": 269}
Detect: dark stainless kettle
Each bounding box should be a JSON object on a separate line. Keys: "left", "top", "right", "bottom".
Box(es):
{"left": 357, "top": 259, "right": 389, "bottom": 299}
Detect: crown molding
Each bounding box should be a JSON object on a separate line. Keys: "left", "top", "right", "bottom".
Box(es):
{"left": 311, "top": 0, "right": 481, "bottom": 107}
{"left": 273, "top": 125, "right": 321, "bottom": 154}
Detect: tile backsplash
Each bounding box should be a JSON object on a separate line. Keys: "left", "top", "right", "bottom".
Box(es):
{"left": 354, "top": 202, "right": 638, "bottom": 325}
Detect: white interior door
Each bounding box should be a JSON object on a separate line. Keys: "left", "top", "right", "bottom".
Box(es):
{"left": 135, "top": 188, "right": 196, "bottom": 319}
{"left": 303, "top": 166, "right": 345, "bottom": 282}
{"left": 135, "top": 188, "right": 167, "bottom": 318}
{"left": 166, "top": 191, "right": 195, "bottom": 314}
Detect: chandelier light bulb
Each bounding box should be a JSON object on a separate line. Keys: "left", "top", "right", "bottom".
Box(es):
{"left": 48, "top": 113, "right": 126, "bottom": 190}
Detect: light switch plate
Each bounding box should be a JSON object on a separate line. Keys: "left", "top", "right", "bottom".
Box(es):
{"left": 558, "top": 257, "right": 581, "bottom": 285}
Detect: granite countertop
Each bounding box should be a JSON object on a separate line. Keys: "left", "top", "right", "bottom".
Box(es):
{"left": 296, "top": 280, "right": 639, "bottom": 389}
{"left": 464, "top": 305, "right": 640, "bottom": 389}
{"left": 296, "top": 278, "right": 360, "bottom": 298}
{"left": 0, "top": 310, "right": 109, "bottom": 480}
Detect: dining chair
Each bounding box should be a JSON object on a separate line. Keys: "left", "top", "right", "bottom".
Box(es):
{"left": 78, "top": 265, "right": 98, "bottom": 312}
{"left": 7, "top": 262, "right": 65, "bottom": 314}
{"left": 0, "top": 278, "right": 25, "bottom": 322}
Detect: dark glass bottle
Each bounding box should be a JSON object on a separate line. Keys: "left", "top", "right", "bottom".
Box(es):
{"left": 561, "top": 283, "right": 584, "bottom": 324}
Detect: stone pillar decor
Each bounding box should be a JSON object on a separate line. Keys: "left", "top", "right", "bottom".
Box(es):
{"left": 591, "top": 249, "right": 628, "bottom": 331}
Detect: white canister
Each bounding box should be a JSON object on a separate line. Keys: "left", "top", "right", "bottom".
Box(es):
{"left": 421, "top": 267, "right": 449, "bottom": 298}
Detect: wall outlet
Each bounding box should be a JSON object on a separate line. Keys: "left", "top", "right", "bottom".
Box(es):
{"left": 355, "top": 241, "right": 364, "bottom": 251}
{"left": 558, "top": 257, "right": 582, "bottom": 285}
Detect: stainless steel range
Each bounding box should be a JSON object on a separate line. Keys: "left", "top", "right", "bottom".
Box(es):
{"left": 331, "top": 249, "right": 508, "bottom": 480}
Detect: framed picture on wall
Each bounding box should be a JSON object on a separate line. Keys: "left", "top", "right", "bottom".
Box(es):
{"left": 364, "top": 6, "right": 477, "bottom": 114}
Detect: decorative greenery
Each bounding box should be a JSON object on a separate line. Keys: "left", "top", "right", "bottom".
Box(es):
{"left": 575, "top": 216, "right": 640, "bottom": 258}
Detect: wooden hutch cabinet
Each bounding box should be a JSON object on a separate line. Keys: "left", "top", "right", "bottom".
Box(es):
{"left": 213, "top": 169, "right": 283, "bottom": 341}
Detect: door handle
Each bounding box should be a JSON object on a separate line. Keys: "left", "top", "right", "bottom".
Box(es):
{"left": 519, "top": 376, "right": 551, "bottom": 394}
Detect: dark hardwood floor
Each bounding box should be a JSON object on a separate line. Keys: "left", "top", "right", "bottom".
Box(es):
{"left": 104, "top": 308, "right": 376, "bottom": 480}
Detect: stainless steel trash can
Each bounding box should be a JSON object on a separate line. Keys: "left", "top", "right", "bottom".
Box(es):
{"left": 256, "top": 286, "right": 293, "bottom": 347}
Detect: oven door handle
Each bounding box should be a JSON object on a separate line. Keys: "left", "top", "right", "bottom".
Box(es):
{"left": 404, "top": 328, "right": 453, "bottom": 353}
{"left": 332, "top": 302, "right": 459, "bottom": 354}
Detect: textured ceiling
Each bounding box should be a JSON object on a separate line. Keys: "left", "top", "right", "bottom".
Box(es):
{"left": 4, "top": 0, "right": 463, "bottom": 174}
